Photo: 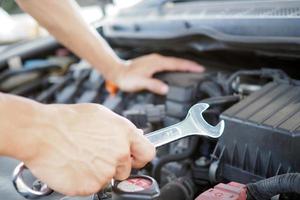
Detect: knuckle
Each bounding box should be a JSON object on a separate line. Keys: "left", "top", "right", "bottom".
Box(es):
{"left": 91, "top": 104, "right": 105, "bottom": 113}
{"left": 89, "top": 182, "right": 102, "bottom": 194}
{"left": 136, "top": 128, "right": 144, "bottom": 136}
{"left": 123, "top": 125, "right": 138, "bottom": 139}
{"left": 78, "top": 103, "right": 95, "bottom": 109}
{"left": 118, "top": 118, "right": 135, "bottom": 131}
{"left": 77, "top": 103, "right": 101, "bottom": 113}
{"left": 117, "top": 151, "right": 130, "bottom": 163}
{"left": 134, "top": 158, "right": 149, "bottom": 169}
{"left": 124, "top": 169, "right": 131, "bottom": 178}
{"left": 106, "top": 167, "right": 116, "bottom": 179}
{"left": 150, "top": 53, "right": 161, "bottom": 59}
{"left": 143, "top": 144, "right": 156, "bottom": 162}
{"left": 180, "top": 60, "right": 191, "bottom": 68}
{"left": 133, "top": 162, "right": 144, "bottom": 169}
{"left": 149, "top": 145, "right": 156, "bottom": 160}
{"left": 125, "top": 126, "right": 135, "bottom": 135}
{"left": 148, "top": 82, "right": 160, "bottom": 92}
{"left": 137, "top": 163, "right": 147, "bottom": 169}
{"left": 118, "top": 171, "right": 131, "bottom": 180}
{"left": 115, "top": 167, "right": 131, "bottom": 180}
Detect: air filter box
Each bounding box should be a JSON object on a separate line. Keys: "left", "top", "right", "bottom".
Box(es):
{"left": 212, "top": 81, "right": 300, "bottom": 184}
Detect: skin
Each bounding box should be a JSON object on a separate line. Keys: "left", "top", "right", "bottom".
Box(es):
{"left": 0, "top": 95, "right": 155, "bottom": 196}
{"left": 0, "top": 0, "right": 205, "bottom": 196}
{"left": 16, "top": 0, "right": 205, "bottom": 95}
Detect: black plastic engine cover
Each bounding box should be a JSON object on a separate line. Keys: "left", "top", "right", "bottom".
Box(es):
{"left": 212, "top": 81, "right": 300, "bottom": 184}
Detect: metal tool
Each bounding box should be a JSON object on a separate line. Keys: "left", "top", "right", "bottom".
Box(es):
{"left": 12, "top": 103, "right": 224, "bottom": 199}
{"left": 146, "top": 103, "right": 224, "bottom": 147}
{"left": 12, "top": 163, "right": 53, "bottom": 199}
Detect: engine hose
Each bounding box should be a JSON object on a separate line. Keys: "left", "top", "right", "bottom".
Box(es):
{"left": 201, "top": 95, "right": 240, "bottom": 107}
{"left": 198, "top": 81, "right": 223, "bottom": 98}
{"left": 247, "top": 173, "right": 300, "bottom": 200}
{"left": 152, "top": 137, "right": 199, "bottom": 184}
{"left": 158, "top": 177, "right": 195, "bottom": 200}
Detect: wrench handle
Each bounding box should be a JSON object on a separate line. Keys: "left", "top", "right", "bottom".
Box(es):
{"left": 145, "top": 126, "right": 183, "bottom": 148}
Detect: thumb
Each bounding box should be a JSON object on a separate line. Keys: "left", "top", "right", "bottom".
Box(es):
{"left": 141, "top": 78, "right": 169, "bottom": 95}
{"left": 130, "top": 129, "right": 156, "bottom": 169}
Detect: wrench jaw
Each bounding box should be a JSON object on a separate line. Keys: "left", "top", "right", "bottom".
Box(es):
{"left": 210, "top": 120, "right": 225, "bottom": 138}
{"left": 188, "top": 103, "right": 225, "bottom": 138}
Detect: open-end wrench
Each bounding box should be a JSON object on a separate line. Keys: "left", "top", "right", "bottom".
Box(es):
{"left": 146, "top": 103, "right": 224, "bottom": 147}
{"left": 12, "top": 103, "right": 224, "bottom": 199}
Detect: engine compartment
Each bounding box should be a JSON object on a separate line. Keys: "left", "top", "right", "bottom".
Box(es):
{"left": 1, "top": 1, "right": 300, "bottom": 199}
{"left": 0, "top": 41, "right": 299, "bottom": 200}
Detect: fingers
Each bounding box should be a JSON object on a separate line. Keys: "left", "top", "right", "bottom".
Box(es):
{"left": 149, "top": 54, "right": 205, "bottom": 74}
{"left": 139, "top": 78, "right": 169, "bottom": 95}
{"left": 113, "top": 123, "right": 155, "bottom": 179}
{"left": 114, "top": 154, "right": 132, "bottom": 180}
{"left": 130, "top": 129, "right": 156, "bottom": 169}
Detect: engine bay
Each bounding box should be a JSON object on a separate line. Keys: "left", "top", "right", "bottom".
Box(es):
{"left": 0, "top": 43, "right": 299, "bottom": 200}
{"left": 1, "top": 0, "right": 300, "bottom": 199}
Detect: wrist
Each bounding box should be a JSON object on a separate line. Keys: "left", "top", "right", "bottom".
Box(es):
{"left": 105, "top": 60, "right": 131, "bottom": 85}
{"left": 0, "top": 94, "right": 46, "bottom": 161}
{"left": 97, "top": 59, "right": 128, "bottom": 83}
{"left": 104, "top": 60, "right": 125, "bottom": 82}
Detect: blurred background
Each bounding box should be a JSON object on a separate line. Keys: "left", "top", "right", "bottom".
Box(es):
{"left": 0, "top": 0, "right": 141, "bottom": 44}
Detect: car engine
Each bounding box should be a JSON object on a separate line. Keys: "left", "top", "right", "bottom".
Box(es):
{"left": 0, "top": 0, "right": 300, "bottom": 200}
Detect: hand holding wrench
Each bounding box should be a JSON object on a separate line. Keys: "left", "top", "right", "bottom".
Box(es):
{"left": 12, "top": 103, "right": 224, "bottom": 199}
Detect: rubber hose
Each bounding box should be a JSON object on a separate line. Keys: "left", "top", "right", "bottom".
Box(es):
{"left": 152, "top": 137, "right": 199, "bottom": 183}
{"left": 201, "top": 95, "right": 240, "bottom": 107}
{"left": 199, "top": 81, "right": 223, "bottom": 97}
{"left": 247, "top": 173, "right": 300, "bottom": 200}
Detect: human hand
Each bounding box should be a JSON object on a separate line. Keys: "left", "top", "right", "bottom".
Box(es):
{"left": 10, "top": 103, "right": 155, "bottom": 196}
{"left": 112, "top": 54, "right": 205, "bottom": 95}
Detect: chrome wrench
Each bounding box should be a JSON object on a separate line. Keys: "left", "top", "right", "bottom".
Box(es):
{"left": 146, "top": 103, "right": 224, "bottom": 147}
{"left": 12, "top": 103, "right": 224, "bottom": 199}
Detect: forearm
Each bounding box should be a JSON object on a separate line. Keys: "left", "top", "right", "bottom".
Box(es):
{"left": 0, "top": 93, "right": 43, "bottom": 160}
{"left": 16, "top": 0, "right": 123, "bottom": 80}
